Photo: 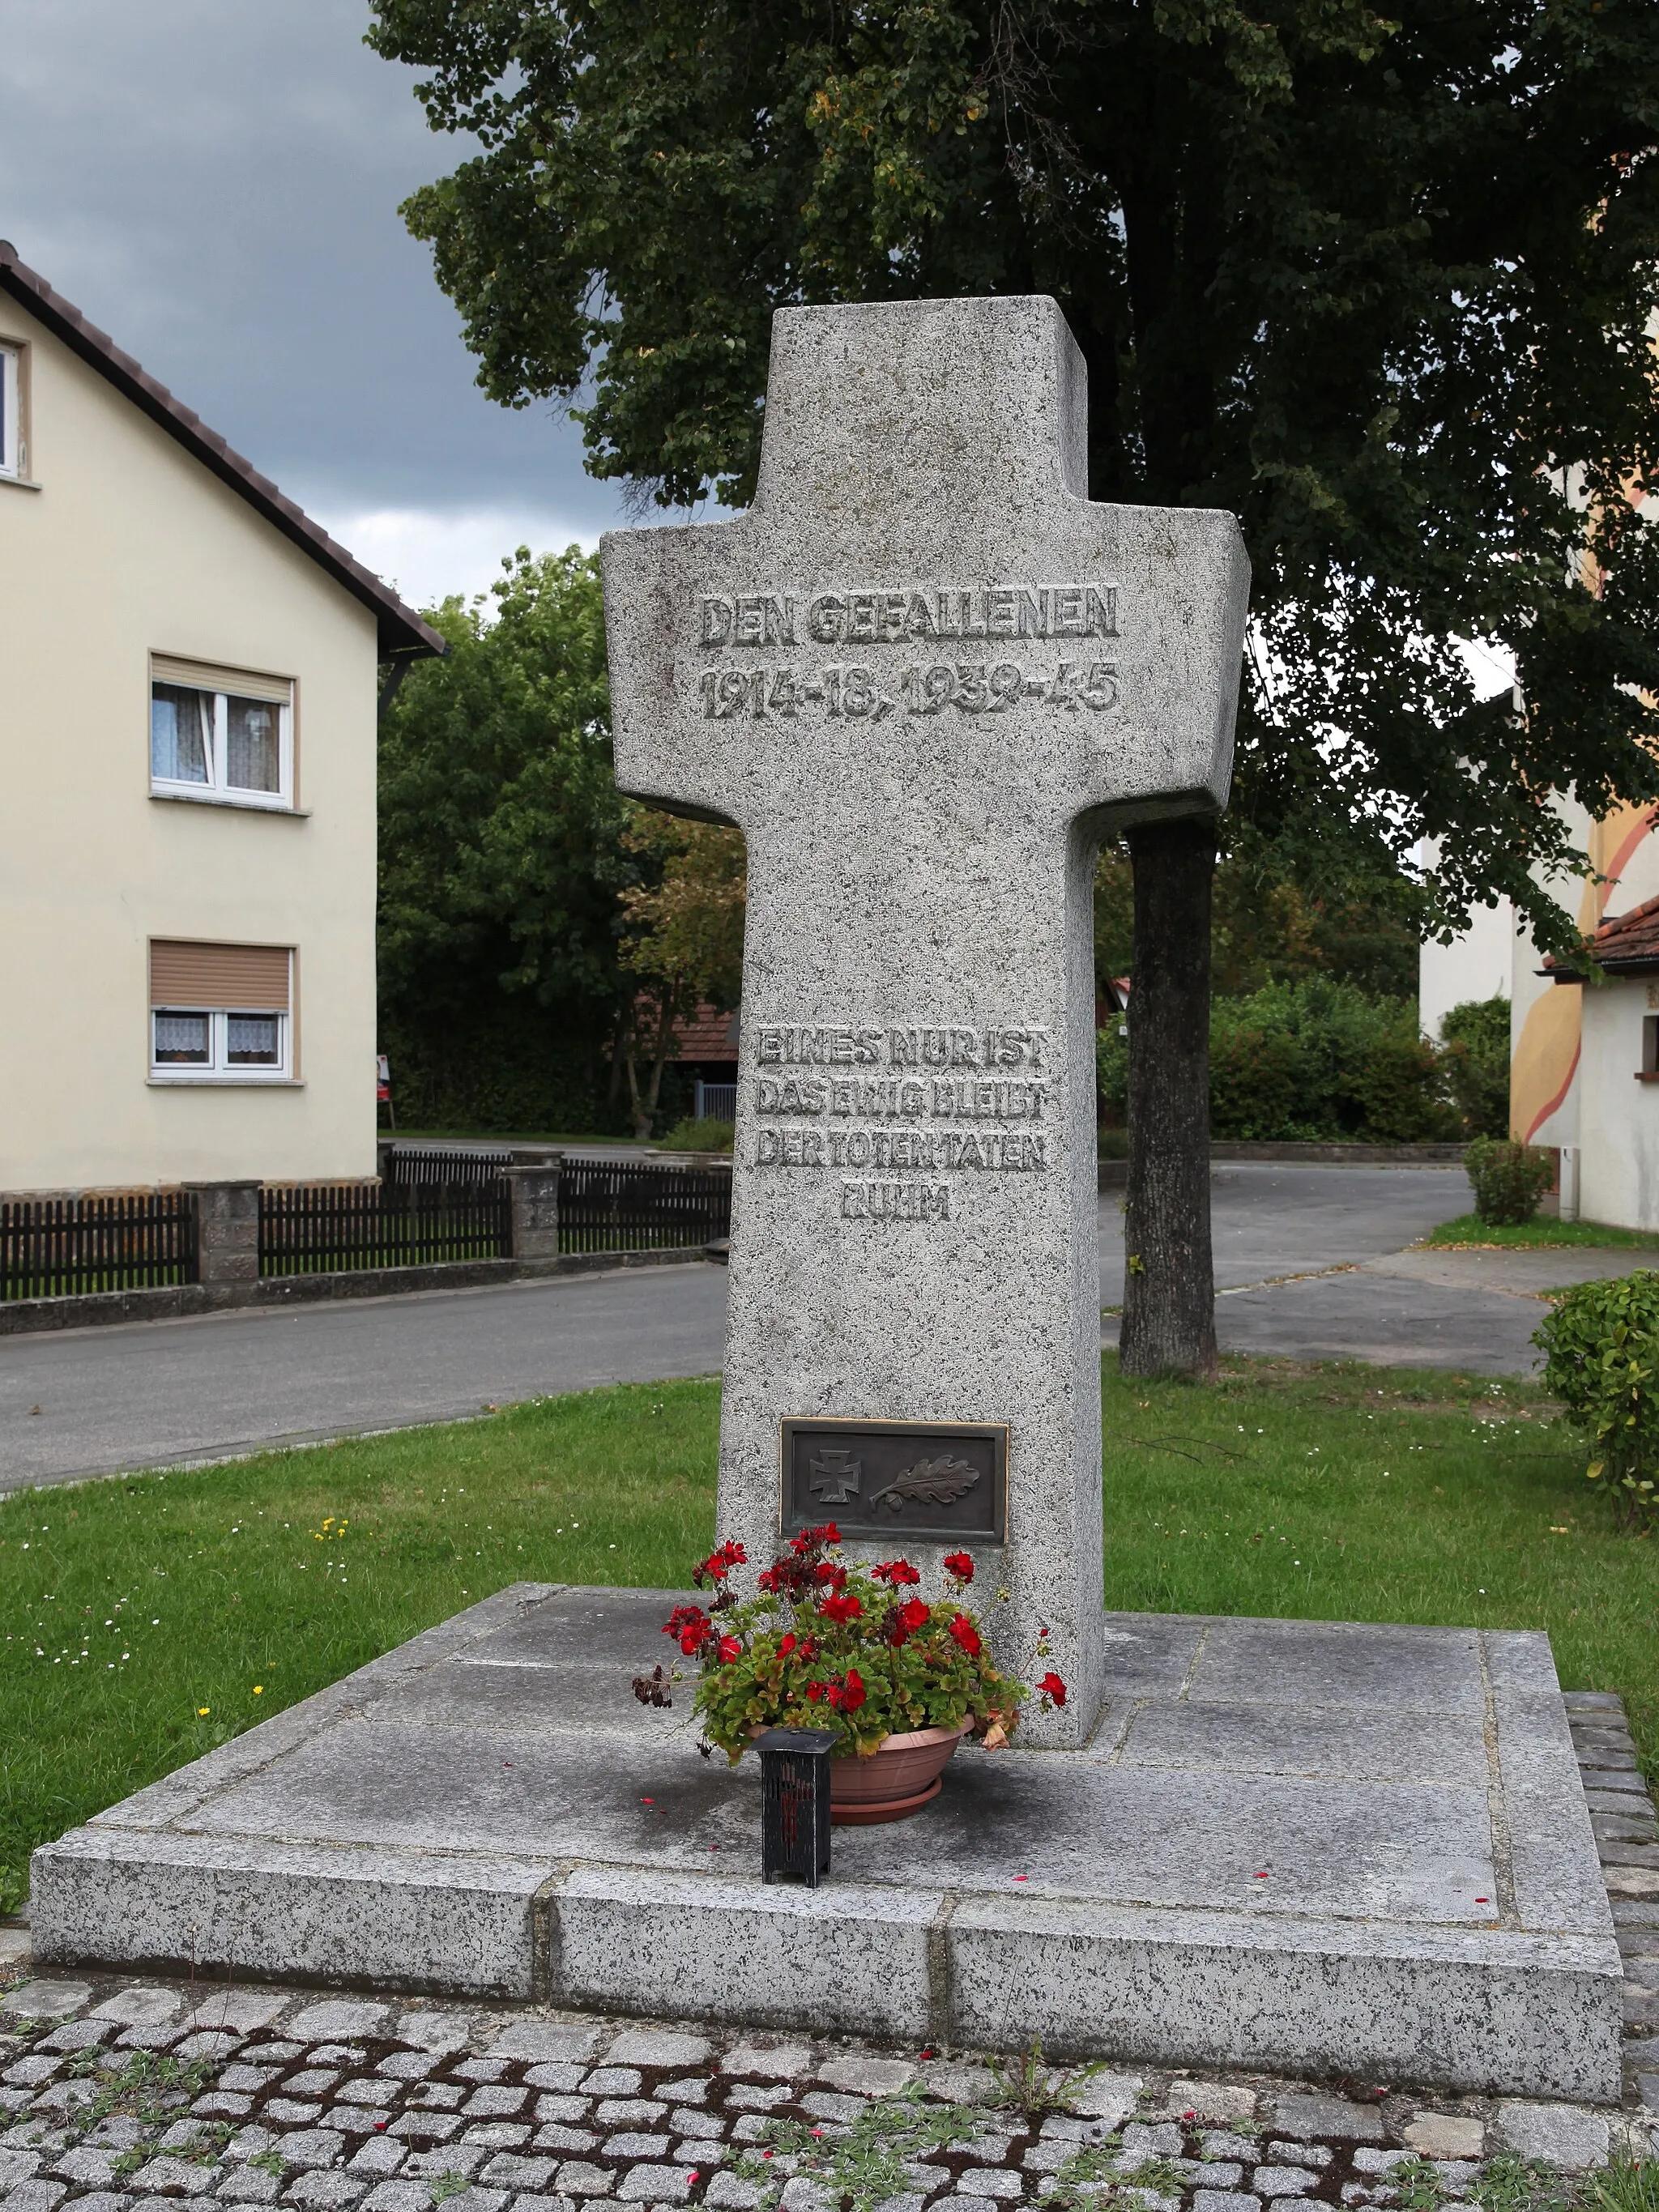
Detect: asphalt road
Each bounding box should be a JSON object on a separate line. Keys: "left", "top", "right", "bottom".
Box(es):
{"left": 0, "top": 1264, "right": 728, "bottom": 1494}
{"left": 2, "top": 1163, "right": 1645, "bottom": 1492}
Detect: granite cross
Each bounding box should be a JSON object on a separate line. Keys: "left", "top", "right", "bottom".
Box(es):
{"left": 602, "top": 296, "right": 1248, "bottom": 1744}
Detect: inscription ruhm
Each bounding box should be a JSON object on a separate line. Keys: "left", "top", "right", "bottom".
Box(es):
{"left": 841, "top": 1180, "right": 949, "bottom": 1221}
{"left": 701, "top": 585, "right": 1117, "bottom": 647}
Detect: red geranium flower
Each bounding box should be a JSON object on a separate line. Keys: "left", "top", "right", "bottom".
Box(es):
{"left": 828, "top": 1668, "right": 867, "bottom": 1713}
{"left": 778, "top": 1633, "right": 797, "bottom": 1656}
{"left": 943, "top": 1551, "right": 975, "bottom": 1583}
{"left": 717, "top": 1634, "right": 742, "bottom": 1664}
{"left": 872, "top": 1559, "right": 921, "bottom": 1585}
{"left": 805, "top": 1680, "right": 827, "bottom": 1702}
{"left": 693, "top": 1540, "right": 748, "bottom": 1587}
{"left": 812, "top": 1560, "right": 848, "bottom": 1590}
{"left": 889, "top": 1596, "right": 932, "bottom": 1647}
{"left": 664, "top": 1604, "right": 713, "bottom": 1656}
{"left": 948, "top": 1613, "right": 982, "bottom": 1656}
{"left": 819, "top": 1592, "right": 863, "bottom": 1625}
{"left": 1038, "top": 1670, "right": 1068, "bottom": 1707}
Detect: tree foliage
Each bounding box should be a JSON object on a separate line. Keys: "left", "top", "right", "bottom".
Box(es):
{"left": 1094, "top": 824, "right": 1422, "bottom": 998}
{"left": 615, "top": 810, "right": 747, "bottom": 1138}
{"left": 369, "top": 0, "right": 1659, "bottom": 953}
{"left": 378, "top": 548, "right": 633, "bottom": 1129}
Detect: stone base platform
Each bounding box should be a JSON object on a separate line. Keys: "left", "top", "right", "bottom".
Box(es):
{"left": 29, "top": 1586, "right": 1624, "bottom": 2101}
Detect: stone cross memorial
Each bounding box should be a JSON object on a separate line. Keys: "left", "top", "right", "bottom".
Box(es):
{"left": 603, "top": 296, "right": 1248, "bottom": 1744}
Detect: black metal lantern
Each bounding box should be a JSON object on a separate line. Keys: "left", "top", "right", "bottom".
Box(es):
{"left": 757, "top": 1726, "right": 836, "bottom": 1886}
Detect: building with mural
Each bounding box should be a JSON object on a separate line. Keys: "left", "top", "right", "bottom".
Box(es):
{"left": 1420, "top": 794, "right": 1659, "bottom": 1229}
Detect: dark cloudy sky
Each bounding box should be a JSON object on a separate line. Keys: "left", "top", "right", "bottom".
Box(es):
{"left": 0, "top": 0, "right": 629, "bottom": 608}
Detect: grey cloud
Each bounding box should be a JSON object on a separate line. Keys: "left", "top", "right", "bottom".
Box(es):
{"left": 0, "top": 0, "right": 626, "bottom": 532}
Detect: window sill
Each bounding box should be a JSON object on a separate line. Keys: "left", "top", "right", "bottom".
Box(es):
{"left": 1636, "top": 1072, "right": 1659, "bottom": 1083}
{"left": 150, "top": 788, "right": 309, "bottom": 817}
{"left": 0, "top": 472, "right": 42, "bottom": 492}
{"left": 148, "top": 1076, "right": 303, "bottom": 1088}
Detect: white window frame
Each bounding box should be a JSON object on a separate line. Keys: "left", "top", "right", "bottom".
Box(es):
{"left": 0, "top": 343, "right": 22, "bottom": 479}
{"left": 150, "top": 1006, "right": 291, "bottom": 1084}
{"left": 150, "top": 673, "right": 295, "bottom": 811}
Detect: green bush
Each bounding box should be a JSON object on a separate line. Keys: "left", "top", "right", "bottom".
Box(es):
{"left": 659, "top": 1115, "right": 735, "bottom": 1153}
{"left": 1440, "top": 995, "right": 1512, "bottom": 1137}
{"left": 1352, "top": 1033, "right": 1461, "bottom": 1143}
{"left": 1209, "top": 1019, "right": 1307, "bottom": 1140}
{"left": 1534, "top": 1273, "right": 1659, "bottom": 1532}
{"left": 1465, "top": 1134, "right": 1555, "bottom": 1225}
{"left": 1097, "top": 979, "right": 1453, "bottom": 1143}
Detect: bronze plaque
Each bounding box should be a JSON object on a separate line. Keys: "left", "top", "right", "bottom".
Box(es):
{"left": 779, "top": 1417, "right": 1007, "bottom": 1545}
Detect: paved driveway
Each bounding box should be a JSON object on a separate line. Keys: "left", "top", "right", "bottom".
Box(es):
{"left": 1098, "top": 1162, "right": 1471, "bottom": 1302}
{"left": 3, "top": 1163, "right": 1651, "bottom": 1491}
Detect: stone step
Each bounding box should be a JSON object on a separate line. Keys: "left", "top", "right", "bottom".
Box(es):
{"left": 1598, "top": 1840, "right": 1659, "bottom": 1869}
{"left": 1587, "top": 1786, "right": 1656, "bottom": 1813}
{"left": 1563, "top": 1690, "right": 1627, "bottom": 1711}
{"left": 1577, "top": 1762, "right": 1648, "bottom": 1788}
{"left": 1591, "top": 1813, "right": 1657, "bottom": 1841}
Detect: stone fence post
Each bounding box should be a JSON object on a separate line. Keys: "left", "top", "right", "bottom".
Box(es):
{"left": 504, "top": 1152, "right": 563, "bottom": 1265}
{"left": 185, "top": 1180, "right": 262, "bottom": 1298}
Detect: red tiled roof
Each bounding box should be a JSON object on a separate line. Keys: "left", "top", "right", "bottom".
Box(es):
{"left": 672, "top": 1004, "right": 740, "bottom": 1059}
{"left": 1547, "top": 890, "right": 1659, "bottom": 978}
{"left": 0, "top": 243, "right": 445, "bottom": 663}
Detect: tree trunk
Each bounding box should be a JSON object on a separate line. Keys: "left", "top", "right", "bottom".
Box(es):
{"left": 1119, "top": 817, "right": 1218, "bottom": 1379}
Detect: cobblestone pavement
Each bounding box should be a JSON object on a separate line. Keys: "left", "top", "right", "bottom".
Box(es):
{"left": 0, "top": 1968, "right": 1653, "bottom": 2212}
{"left": 0, "top": 1690, "right": 1653, "bottom": 2212}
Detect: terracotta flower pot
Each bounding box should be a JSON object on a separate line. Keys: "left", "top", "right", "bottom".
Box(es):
{"left": 830, "top": 1720, "right": 973, "bottom": 1826}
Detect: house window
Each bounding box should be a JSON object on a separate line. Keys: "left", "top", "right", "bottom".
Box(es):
{"left": 1644, "top": 1015, "right": 1659, "bottom": 1078}
{"left": 0, "top": 343, "right": 22, "bottom": 479}
{"left": 149, "top": 940, "right": 293, "bottom": 1082}
{"left": 149, "top": 655, "right": 293, "bottom": 808}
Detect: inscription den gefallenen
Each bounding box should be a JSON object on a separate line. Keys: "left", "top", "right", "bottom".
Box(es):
{"left": 693, "top": 583, "right": 1120, "bottom": 722}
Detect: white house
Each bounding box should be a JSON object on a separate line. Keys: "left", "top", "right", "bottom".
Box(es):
{"left": 1420, "top": 795, "right": 1659, "bottom": 1227}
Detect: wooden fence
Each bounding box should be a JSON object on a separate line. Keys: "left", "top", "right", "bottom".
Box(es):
{"left": 557, "top": 1157, "right": 731, "bottom": 1253}
{"left": 3, "top": 1152, "right": 731, "bottom": 1301}
{"left": 258, "top": 1177, "right": 510, "bottom": 1276}
{"left": 1, "top": 1190, "right": 198, "bottom": 1302}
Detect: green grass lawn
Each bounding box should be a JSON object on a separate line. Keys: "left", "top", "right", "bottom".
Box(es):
{"left": 1, "top": 1357, "right": 1653, "bottom": 1916}
{"left": 1427, "top": 1211, "right": 1659, "bottom": 1251}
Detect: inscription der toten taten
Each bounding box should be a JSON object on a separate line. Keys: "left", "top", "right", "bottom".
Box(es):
{"left": 601, "top": 296, "right": 1248, "bottom": 1745}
